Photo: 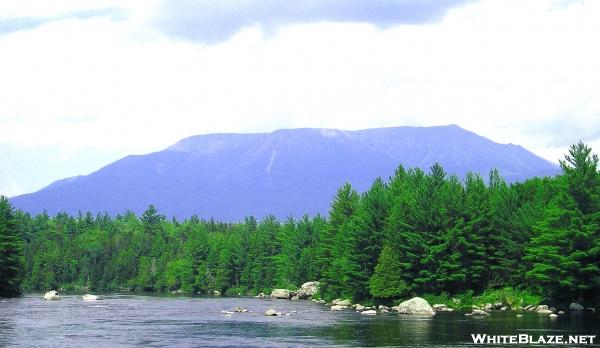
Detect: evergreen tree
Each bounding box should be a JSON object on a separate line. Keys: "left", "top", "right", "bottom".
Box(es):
{"left": 369, "top": 245, "right": 407, "bottom": 299}
{"left": 0, "top": 196, "right": 23, "bottom": 297}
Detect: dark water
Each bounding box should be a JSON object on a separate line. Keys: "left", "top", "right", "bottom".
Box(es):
{"left": 0, "top": 294, "right": 598, "bottom": 347}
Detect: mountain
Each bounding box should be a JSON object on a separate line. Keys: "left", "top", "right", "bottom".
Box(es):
{"left": 10, "top": 125, "right": 560, "bottom": 220}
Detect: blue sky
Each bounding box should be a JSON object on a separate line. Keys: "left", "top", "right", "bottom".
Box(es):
{"left": 1, "top": 0, "right": 600, "bottom": 197}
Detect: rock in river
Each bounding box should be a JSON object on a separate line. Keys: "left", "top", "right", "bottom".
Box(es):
{"left": 569, "top": 303, "right": 584, "bottom": 311}
{"left": 265, "top": 309, "right": 278, "bottom": 316}
{"left": 43, "top": 290, "right": 61, "bottom": 301}
{"left": 82, "top": 294, "right": 99, "bottom": 301}
{"left": 270, "top": 289, "right": 291, "bottom": 299}
{"left": 393, "top": 297, "right": 435, "bottom": 315}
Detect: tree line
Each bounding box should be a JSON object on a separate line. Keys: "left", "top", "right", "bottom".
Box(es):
{"left": 1, "top": 142, "right": 599, "bottom": 306}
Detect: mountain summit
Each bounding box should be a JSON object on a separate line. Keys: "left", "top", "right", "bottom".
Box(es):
{"left": 11, "top": 125, "right": 559, "bottom": 220}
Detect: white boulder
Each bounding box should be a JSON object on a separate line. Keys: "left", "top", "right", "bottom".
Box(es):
{"left": 393, "top": 297, "right": 435, "bottom": 315}
{"left": 82, "top": 294, "right": 99, "bottom": 301}
{"left": 43, "top": 290, "right": 61, "bottom": 301}
{"left": 270, "top": 289, "right": 291, "bottom": 299}
{"left": 265, "top": 309, "right": 278, "bottom": 316}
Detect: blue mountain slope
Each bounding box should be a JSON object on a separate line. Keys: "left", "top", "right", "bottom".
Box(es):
{"left": 10, "top": 125, "right": 560, "bottom": 220}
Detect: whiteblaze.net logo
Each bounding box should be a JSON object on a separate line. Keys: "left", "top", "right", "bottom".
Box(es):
{"left": 471, "top": 334, "right": 597, "bottom": 345}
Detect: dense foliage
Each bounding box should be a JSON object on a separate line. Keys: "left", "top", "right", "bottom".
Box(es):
{"left": 0, "top": 196, "right": 23, "bottom": 297}
{"left": 5, "top": 142, "right": 600, "bottom": 305}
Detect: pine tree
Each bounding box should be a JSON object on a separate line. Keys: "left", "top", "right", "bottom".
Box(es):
{"left": 370, "top": 245, "right": 407, "bottom": 299}
{"left": 0, "top": 196, "right": 23, "bottom": 297}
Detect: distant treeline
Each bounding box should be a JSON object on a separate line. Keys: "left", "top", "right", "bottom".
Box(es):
{"left": 1, "top": 142, "right": 599, "bottom": 305}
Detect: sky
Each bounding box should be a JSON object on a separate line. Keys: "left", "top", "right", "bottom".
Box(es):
{"left": 1, "top": 0, "right": 600, "bottom": 197}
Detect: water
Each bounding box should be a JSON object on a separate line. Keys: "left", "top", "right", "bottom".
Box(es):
{"left": 0, "top": 294, "right": 598, "bottom": 347}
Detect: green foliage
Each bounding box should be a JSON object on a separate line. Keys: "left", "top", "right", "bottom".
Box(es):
{"left": 0, "top": 196, "right": 23, "bottom": 297}
{"left": 370, "top": 245, "right": 407, "bottom": 298}
{"left": 9, "top": 142, "right": 600, "bottom": 306}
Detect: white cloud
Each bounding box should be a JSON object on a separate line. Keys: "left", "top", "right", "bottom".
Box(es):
{"left": 1, "top": 0, "right": 599, "bottom": 195}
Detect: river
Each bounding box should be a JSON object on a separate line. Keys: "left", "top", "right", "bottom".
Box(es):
{"left": 0, "top": 294, "right": 598, "bottom": 347}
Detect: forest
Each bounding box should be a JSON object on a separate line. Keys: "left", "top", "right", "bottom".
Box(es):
{"left": 1, "top": 142, "right": 599, "bottom": 306}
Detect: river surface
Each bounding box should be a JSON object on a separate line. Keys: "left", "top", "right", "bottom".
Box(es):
{"left": 0, "top": 294, "right": 598, "bottom": 347}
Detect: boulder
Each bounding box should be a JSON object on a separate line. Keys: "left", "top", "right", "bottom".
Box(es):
{"left": 380, "top": 309, "right": 389, "bottom": 313}
{"left": 484, "top": 303, "right": 493, "bottom": 311}
{"left": 537, "top": 309, "right": 553, "bottom": 314}
{"left": 234, "top": 307, "right": 248, "bottom": 313}
{"left": 378, "top": 305, "right": 390, "bottom": 310}
{"left": 295, "top": 289, "right": 310, "bottom": 300}
{"left": 433, "top": 304, "right": 453, "bottom": 312}
{"left": 255, "top": 292, "right": 266, "bottom": 298}
{"left": 82, "top": 294, "right": 99, "bottom": 301}
{"left": 549, "top": 313, "right": 558, "bottom": 318}
{"left": 467, "top": 309, "right": 490, "bottom": 317}
{"left": 355, "top": 304, "right": 365, "bottom": 311}
{"left": 536, "top": 305, "right": 548, "bottom": 311}
{"left": 270, "top": 289, "right": 291, "bottom": 299}
{"left": 393, "top": 297, "right": 435, "bottom": 315}
{"left": 332, "top": 299, "right": 352, "bottom": 306}
{"left": 265, "top": 309, "right": 278, "bottom": 316}
{"left": 569, "top": 302, "right": 584, "bottom": 311}
{"left": 330, "top": 305, "right": 347, "bottom": 311}
{"left": 299, "top": 281, "right": 320, "bottom": 296}
{"left": 213, "top": 290, "right": 221, "bottom": 296}
{"left": 43, "top": 290, "right": 61, "bottom": 301}
{"left": 361, "top": 310, "right": 377, "bottom": 315}
{"left": 558, "top": 310, "right": 565, "bottom": 315}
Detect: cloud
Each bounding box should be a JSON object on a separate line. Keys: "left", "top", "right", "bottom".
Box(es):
{"left": 152, "top": 0, "right": 471, "bottom": 43}
{"left": 1, "top": 0, "right": 600, "bottom": 195}
{"left": 0, "top": 3, "right": 128, "bottom": 36}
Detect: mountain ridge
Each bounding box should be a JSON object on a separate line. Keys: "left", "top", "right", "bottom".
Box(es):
{"left": 11, "top": 125, "right": 560, "bottom": 220}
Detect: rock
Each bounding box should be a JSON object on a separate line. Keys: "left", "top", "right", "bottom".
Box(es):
{"left": 332, "top": 299, "right": 352, "bottom": 306}
{"left": 255, "top": 292, "right": 266, "bottom": 298}
{"left": 516, "top": 314, "right": 523, "bottom": 317}
{"left": 295, "top": 289, "right": 310, "bottom": 300}
{"left": 285, "top": 313, "right": 291, "bottom": 316}
{"left": 467, "top": 309, "right": 490, "bottom": 317}
{"left": 393, "top": 297, "right": 435, "bottom": 315}
{"left": 361, "top": 310, "right": 377, "bottom": 315}
{"left": 558, "top": 310, "right": 565, "bottom": 315}
{"left": 549, "top": 313, "right": 558, "bottom": 318}
{"left": 569, "top": 302, "right": 584, "bottom": 311}
{"left": 355, "top": 304, "right": 365, "bottom": 311}
{"left": 213, "top": 290, "right": 221, "bottom": 296}
{"left": 317, "top": 299, "right": 326, "bottom": 304}
{"left": 43, "top": 290, "right": 61, "bottom": 301}
{"left": 234, "top": 307, "right": 248, "bottom": 313}
{"left": 549, "top": 307, "right": 556, "bottom": 312}
{"left": 331, "top": 305, "right": 347, "bottom": 311}
{"left": 82, "top": 294, "right": 99, "bottom": 301}
{"left": 380, "top": 309, "right": 389, "bottom": 313}
{"left": 433, "top": 304, "right": 453, "bottom": 312}
{"left": 537, "top": 309, "right": 553, "bottom": 314}
{"left": 299, "top": 281, "right": 320, "bottom": 296}
{"left": 472, "top": 305, "right": 482, "bottom": 310}
{"left": 500, "top": 307, "right": 507, "bottom": 311}
{"left": 265, "top": 309, "right": 278, "bottom": 316}
{"left": 493, "top": 302, "right": 503, "bottom": 309}
{"left": 536, "top": 305, "right": 548, "bottom": 311}
{"left": 270, "top": 289, "right": 291, "bottom": 299}
{"left": 290, "top": 295, "right": 299, "bottom": 301}
{"left": 585, "top": 308, "right": 596, "bottom": 313}
{"left": 378, "top": 305, "right": 390, "bottom": 310}
{"left": 484, "top": 303, "right": 493, "bottom": 311}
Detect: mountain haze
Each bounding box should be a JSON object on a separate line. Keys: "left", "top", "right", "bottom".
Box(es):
{"left": 11, "top": 125, "right": 560, "bottom": 220}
